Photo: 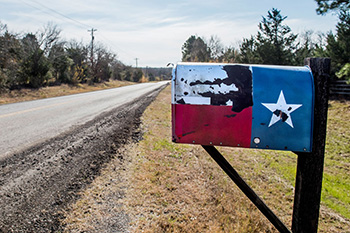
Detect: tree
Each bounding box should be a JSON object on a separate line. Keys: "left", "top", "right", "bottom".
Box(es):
{"left": 208, "top": 35, "right": 224, "bottom": 61}
{"left": 15, "top": 24, "right": 62, "bottom": 88}
{"left": 110, "top": 60, "right": 124, "bottom": 80}
{"left": 92, "top": 44, "right": 116, "bottom": 83}
{"left": 148, "top": 72, "right": 155, "bottom": 81}
{"left": 221, "top": 46, "right": 240, "bottom": 63}
{"left": 182, "top": 35, "right": 211, "bottom": 62}
{"left": 315, "top": 0, "right": 350, "bottom": 14}
{"left": 294, "top": 30, "right": 318, "bottom": 65}
{"left": 66, "top": 41, "right": 90, "bottom": 84}
{"left": 132, "top": 68, "right": 143, "bottom": 82}
{"left": 239, "top": 8, "right": 298, "bottom": 65}
{"left": 121, "top": 67, "right": 132, "bottom": 81}
{"left": 0, "top": 21, "right": 138, "bottom": 90}
{"left": 326, "top": 10, "right": 350, "bottom": 79}
{"left": 336, "top": 63, "right": 350, "bottom": 83}
{"left": 19, "top": 33, "right": 50, "bottom": 88}
{"left": 38, "top": 22, "right": 62, "bottom": 56}
{"left": 239, "top": 36, "right": 258, "bottom": 64}
{"left": 0, "top": 22, "right": 21, "bottom": 89}
{"left": 257, "top": 8, "right": 298, "bottom": 65}
{"left": 49, "top": 43, "right": 73, "bottom": 84}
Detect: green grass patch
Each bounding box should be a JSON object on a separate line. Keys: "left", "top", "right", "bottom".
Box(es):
{"left": 258, "top": 150, "right": 297, "bottom": 183}
{"left": 321, "top": 100, "right": 350, "bottom": 219}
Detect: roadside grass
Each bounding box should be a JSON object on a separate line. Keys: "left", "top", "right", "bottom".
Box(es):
{"left": 125, "top": 86, "right": 277, "bottom": 232}
{"left": 126, "top": 86, "right": 349, "bottom": 232}
{"left": 322, "top": 100, "right": 350, "bottom": 219}
{"left": 0, "top": 80, "right": 135, "bottom": 105}
{"left": 62, "top": 86, "right": 349, "bottom": 232}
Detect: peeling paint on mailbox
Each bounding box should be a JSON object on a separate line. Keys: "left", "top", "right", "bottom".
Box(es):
{"left": 172, "top": 62, "right": 315, "bottom": 152}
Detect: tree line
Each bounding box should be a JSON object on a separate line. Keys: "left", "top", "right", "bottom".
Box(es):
{"left": 0, "top": 22, "right": 170, "bottom": 92}
{"left": 182, "top": 1, "right": 350, "bottom": 83}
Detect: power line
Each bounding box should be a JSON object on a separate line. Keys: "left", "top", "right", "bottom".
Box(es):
{"left": 17, "top": 0, "right": 136, "bottom": 64}
{"left": 19, "top": 0, "right": 93, "bottom": 30}
{"left": 29, "top": 0, "right": 92, "bottom": 29}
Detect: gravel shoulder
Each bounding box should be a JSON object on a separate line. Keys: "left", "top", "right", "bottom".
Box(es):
{"left": 0, "top": 85, "right": 166, "bottom": 233}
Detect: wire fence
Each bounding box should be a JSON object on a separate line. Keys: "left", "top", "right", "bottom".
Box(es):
{"left": 330, "top": 80, "right": 350, "bottom": 96}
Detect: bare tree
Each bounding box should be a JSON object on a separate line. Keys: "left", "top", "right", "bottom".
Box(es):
{"left": 208, "top": 35, "right": 224, "bottom": 61}
{"left": 37, "top": 22, "right": 62, "bottom": 55}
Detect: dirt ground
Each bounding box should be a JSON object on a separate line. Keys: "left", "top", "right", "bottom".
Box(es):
{"left": 0, "top": 85, "right": 166, "bottom": 232}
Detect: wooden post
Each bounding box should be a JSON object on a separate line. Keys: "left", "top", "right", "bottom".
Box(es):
{"left": 292, "top": 58, "right": 331, "bottom": 233}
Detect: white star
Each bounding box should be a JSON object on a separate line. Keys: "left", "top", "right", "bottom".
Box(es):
{"left": 261, "top": 90, "right": 302, "bottom": 128}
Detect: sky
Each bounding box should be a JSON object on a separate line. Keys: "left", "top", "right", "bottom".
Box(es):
{"left": 0, "top": 0, "right": 339, "bottom": 67}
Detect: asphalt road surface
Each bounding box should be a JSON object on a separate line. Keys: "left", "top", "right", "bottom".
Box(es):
{"left": 0, "top": 81, "right": 168, "bottom": 159}
{"left": 0, "top": 81, "right": 168, "bottom": 232}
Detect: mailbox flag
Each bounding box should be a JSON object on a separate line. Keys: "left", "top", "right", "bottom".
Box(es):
{"left": 172, "top": 63, "right": 314, "bottom": 152}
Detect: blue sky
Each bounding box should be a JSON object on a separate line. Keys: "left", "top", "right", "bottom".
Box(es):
{"left": 0, "top": 0, "right": 339, "bottom": 67}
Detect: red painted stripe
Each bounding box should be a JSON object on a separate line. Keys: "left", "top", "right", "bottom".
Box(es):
{"left": 172, "top": 104, "right": 252, "bottom": 147}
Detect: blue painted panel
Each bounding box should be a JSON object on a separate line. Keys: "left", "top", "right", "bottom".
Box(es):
{"left": 250, "top": 66, "right": 314, "bottom": 152}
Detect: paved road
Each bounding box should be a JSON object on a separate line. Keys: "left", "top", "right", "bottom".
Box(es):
{"left": 0, "top": 81, "right": 168, "bottom": 158}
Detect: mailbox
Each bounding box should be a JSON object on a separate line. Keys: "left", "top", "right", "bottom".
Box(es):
{"left": 172, "top": 62, "right": 315, "bottom": 152}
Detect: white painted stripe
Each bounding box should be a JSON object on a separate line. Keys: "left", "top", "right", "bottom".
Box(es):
{"left": 182, "top": 96, "right": 211, "bottom": 105}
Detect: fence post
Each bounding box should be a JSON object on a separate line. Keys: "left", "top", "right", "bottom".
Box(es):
{"left": 292, "top": 58, "right": 331, "bottom": 233}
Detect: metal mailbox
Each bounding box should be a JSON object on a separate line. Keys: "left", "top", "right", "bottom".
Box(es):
{"left": 172, "top": 62, "right": 315, "bottom": 152}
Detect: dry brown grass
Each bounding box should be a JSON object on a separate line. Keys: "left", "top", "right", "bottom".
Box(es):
{"left": 62, "top": 86, "right": 350, "bottom": 232}
{"left": 124, "top": 86, "right": 279, "bottom": 232}
{"left": 0, "top": 80, "right": 135, "bottom": 105}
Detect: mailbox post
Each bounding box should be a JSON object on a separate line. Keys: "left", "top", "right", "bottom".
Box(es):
{"left": 171, "top": 58, "right": 330, "bottom": 233}
{"left": 292, "top": 58, "right": 330, "bottom": 233}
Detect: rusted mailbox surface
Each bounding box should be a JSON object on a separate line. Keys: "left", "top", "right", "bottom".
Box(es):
{"left": 172, "top": 62, "right": 315, "bottom": 152}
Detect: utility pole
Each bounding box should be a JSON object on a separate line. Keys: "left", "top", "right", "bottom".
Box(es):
{"left": 88, "top": 28, "right": 97, "bottom": 67}
{"left": 135, "top": 58, "right": 138, "bottom": 68}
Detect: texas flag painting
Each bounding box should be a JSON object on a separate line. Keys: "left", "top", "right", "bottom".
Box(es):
{"left": 172, "top": 63, "right": 315, "bottom": 152}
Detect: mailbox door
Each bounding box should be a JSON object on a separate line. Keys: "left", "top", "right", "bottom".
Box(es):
{"left": 172, "top": 63, "right": 314, "bottom": 152}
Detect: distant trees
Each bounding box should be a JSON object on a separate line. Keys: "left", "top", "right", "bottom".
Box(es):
{"left": 0, "top": 22, "right": 169, "bottom": 92}
{"left": 181, "top": 35, "right": 240, "bottom": 63}
{"left": 181, "top": 9, "right": 306, "bottom": 66}
{"left": 180, "top": 7, "right": 349, "bottom": 83}
{"left": 141, "top": 67, "right": 172, "bottom": 81}
{"left": 180, "top": 6, "right": 350, "bottom": 84}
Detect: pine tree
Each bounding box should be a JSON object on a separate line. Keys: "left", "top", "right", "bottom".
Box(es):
{"left": 239, "top": 8, "right": 298, "bottom": 65}
{"left": 315, "top": 0, "right": 350, "bottom": 14}
{"left": 327, "top": 10, "right": 350, "bottom": 81}
{"left": 181, "top": 35, "right": 211, "bottom": 62}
